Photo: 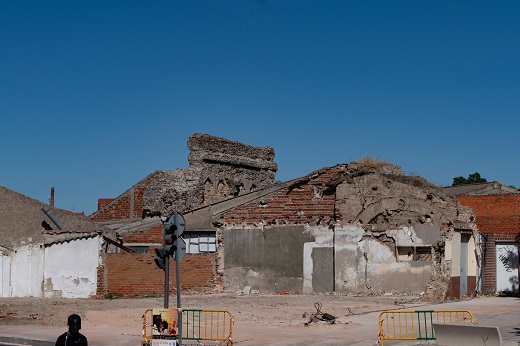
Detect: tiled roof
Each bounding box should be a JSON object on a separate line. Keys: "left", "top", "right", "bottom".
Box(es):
{"left": 0, "top": 185, "right": 108, "bottom": 248}
{"left": 442, "top": 181, "right": 518, "bottom": 196}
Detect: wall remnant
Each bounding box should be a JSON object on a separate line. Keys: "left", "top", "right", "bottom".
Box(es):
{"left": 91, "top": 133, "right": 277, "bottom": 221}
{"left": 217, "top": 161, "right": 478, "bottom": 300}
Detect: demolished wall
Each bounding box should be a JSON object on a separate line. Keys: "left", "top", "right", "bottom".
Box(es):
{"left": 217, "top": 162, "right": 478, "bottom": 299}
{"left": 91, "top": 133, "right": 278, "bottom": 221}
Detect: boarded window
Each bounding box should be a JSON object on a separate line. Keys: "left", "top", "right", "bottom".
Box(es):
{"left": 130, "top": 246, "right": 149, "bottom": 253}
{"left": 184, "top": 232, "right": 217, "bottom": 254}
{"left": 397, "top": 246, "right": 432, "bottom": 261}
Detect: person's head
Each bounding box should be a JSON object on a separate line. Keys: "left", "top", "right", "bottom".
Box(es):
{"left": 67, "top": 314, "right": 82, "bottom": 334}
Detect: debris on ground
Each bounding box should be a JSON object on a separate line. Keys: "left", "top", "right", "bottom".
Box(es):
{"left": 304, "top": 302, "right": 336, "bottom": 326}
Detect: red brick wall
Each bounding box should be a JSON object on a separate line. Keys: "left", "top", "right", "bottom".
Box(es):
{"left": 457, "top": 194, "right": 520, "bottom": 293}
{"left": 90, "top": 176, "right": 152, "bottom": 221}
{"left": 98, "top": 198, "right": 115, "bottom": 211}
{"left": 105, "top": 252, "right": 216, "bottom": 296}
{"left": 96, "top": 265, "right": 106, "bottom": 297}
{"left": 219, "top": 167, "right": 339, "bottom": 225}
{"left": 90, "top": 185, "right": 145, "bottom": 221}
{"left": 457, "top": 194, "right": 520, "bottom": 234}
{"left": 122, "top": 225, "right": 163, "bottom": 243}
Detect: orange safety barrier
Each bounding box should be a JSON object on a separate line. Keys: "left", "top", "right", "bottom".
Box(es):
{"left": 378, "top": 309, "right": 475, "bottom": 345}
{"left": 141, "top": 308, "right": 233, "bottom": 346}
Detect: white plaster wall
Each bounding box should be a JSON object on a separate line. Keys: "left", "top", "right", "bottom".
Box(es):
{"left": 334, "top": 225, "right": 432, "bottom": 294}
{"left": 44, "top": 236, "right": 100, "bottom": 298}
{"left": 334, "top": 225, "right": 365, "bottom": 291}
{"left": 10, "top": 245, "right": 45, "bottom": 297}
{"left": 469, "top": 233, "right": 478, "bottom": 277}
{"left": 303, "top": 242, "right": 314, "bottom": 294}
{"left": 0, "top": 255, "right": 11, "bottom": 297}
{"left": 449, "top": 232, "right": 461, "bottom": 277}
{"left": 388, "top": 226, "right": 425, "bottom": 246}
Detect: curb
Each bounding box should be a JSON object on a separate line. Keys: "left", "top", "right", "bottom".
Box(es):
{"left": 0, "top": 336, "right": 54, "bottom": 346}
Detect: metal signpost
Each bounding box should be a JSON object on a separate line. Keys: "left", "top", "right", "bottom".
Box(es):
{"left": 154, "top": 211, "right": 186, "bottom": 346}
{"left": 172, "top": 212, "right": 186, "bottom": 346}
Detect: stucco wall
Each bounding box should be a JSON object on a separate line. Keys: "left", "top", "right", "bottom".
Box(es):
{"left": 0, "top": 255, "right": 11, "bottom": 296}
{"left": 445, "top": 230, "right": 479, "bottom": 298}
{"left": 224, "top": 226, "right": 314, "bottom": 293}
{"left": 44, "top": 236, "right": 101, "bottom": 298}
{"left": 223, "top": 224, "right": 433, "bottom": 294}
{"left": 9, "top": 245, "right": 45, "bottom": 297}
{"left": 334, "top": 225, "right": 432, "bottom": 294}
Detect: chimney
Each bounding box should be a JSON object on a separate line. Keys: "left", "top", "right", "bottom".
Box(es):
{"left": 50, "top": 187, "right": 55, "bottom": 207}
{"left": 98, "top": 198, "right": 115, "bottom": 210}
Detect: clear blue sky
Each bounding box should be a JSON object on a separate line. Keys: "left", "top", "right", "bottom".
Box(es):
{"left": 1, "top": 1, "right": 519, "bottom": 215}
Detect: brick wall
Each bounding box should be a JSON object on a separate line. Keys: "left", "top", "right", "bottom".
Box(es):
{"left": 457, "top": 194, "right": 520, "bottom": 293}
{"left": 219, "top": 168, "right": 338, "bottom": 226}
{"left": 457, "top": 194, "right": 520, "bottom": 234}
{"left": 122, "top": 225, "right": 163, "bottom": 243}
{"left": 104, "top": 252, "right": 216, "bottom": 296}
{"left": 90, "top": 178, "right": 150, "bottom": 221}
{"left": 96, "top": 265, "right": 106, "bottom": 297}
{"left": 98, "top": 198, "right": 115, "bottom": 211}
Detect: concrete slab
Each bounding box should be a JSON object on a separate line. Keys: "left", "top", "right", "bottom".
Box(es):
{"left": 433, "top": 324, "right": 502, "bottom": 346}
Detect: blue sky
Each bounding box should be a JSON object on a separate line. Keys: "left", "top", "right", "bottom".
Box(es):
{"left": 1, "top": 1, "right": 519, "bottom": 215}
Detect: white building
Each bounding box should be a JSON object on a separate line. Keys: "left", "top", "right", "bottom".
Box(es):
{"left": 0, "top": 186, "right": 109, "bottom": 298}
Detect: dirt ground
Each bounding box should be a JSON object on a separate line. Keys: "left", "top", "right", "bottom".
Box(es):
{"left": 2, "top": 292, "right": 519, "bottom": 346}
{"left": 0, "top": 292, "right": 428, "bottom": 345}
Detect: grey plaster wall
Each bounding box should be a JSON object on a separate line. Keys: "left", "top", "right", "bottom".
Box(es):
{"left": 224, "top": 226, "right": 314, "bottom": 292}
{"left": 312, "top": 247, "right": 334, "bottom": 293}
{"left": 223, "top": 224, "right": 433, "bottom": 294}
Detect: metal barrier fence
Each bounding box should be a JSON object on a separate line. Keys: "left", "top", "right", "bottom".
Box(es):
{"left": 142, "top": 308, "right": 234, "bottom": 345}
{"left": 182, "top": 309, "right": 233, "bottom": 345}
{"left": 378, "top": 309, "right": 475, "bottom": 345}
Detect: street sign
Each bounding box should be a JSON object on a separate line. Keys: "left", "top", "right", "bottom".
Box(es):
{"left": 173, "top": 212, "right": 185, "bottom": 237}
{"left": 174, "top": 237, "right": 187, "bottom": 261}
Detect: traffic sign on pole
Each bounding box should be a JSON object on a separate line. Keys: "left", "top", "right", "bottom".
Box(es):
{"left": 174, "top": 237, "right": 187, "bottom": 261}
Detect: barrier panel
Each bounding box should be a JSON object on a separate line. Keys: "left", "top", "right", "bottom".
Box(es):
{"left": 378, "top": 309, "right": 475, "bottom": 345}
{"left": 141, "top": 308, "right": 233, "bottom": 346}
{"left": 182, "top": 309, "right": 234, "bottom": 345}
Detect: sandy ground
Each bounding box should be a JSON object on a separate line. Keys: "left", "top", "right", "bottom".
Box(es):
{"left": 0, "top": 292, "right": 416, "bottom": 345}
{"left": 1, "top": 293, "right": 519, "bottom": 345}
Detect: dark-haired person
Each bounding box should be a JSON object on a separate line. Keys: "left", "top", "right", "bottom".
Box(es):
{"left": 55, "top": 313, "right": 88, "bottom": 346}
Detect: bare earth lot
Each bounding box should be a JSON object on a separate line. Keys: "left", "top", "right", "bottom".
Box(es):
{"left": 0, "top": 293, "right": 519, "bottom": 345}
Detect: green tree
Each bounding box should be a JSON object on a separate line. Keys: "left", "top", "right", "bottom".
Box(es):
{"left": 452, "top": 172, "right": 487, "bottom": 186}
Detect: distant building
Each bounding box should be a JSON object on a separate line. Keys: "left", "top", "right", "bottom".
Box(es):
{"left": 444, "top": 182, "right": 519, "bottom": 294}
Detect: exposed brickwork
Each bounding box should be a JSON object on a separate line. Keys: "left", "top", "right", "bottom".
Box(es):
{"left": 89, "top": 134, "right": 277, "bottom": 220}
{"left": 97, "top": 198, "right": 115, "bottom": 211}
{"left": 90, "top": 181, "right": 148, "bottom": 221}
{"left": 105, "top": 252, "right": 216, "bottom": 296}
{"left": 122, "top": 225, "right": 163, "bottom": 243}
{"left": 457, "top": 194, "right": 520, "bottom": 234}
{"left": 96, "top": 265, "right": 106, "bottom": 297}
{"left": 456, "top": 194, "right": 520, "bottom": 293}
{"left": 218, "top": 167, "right": 339, "bottom": 227}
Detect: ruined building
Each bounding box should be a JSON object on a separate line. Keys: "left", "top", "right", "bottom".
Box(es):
{"left": 90, "top": 133, "right": 277, "bottom": 222}
{"left": 92, "top": 134, "right": 479, "bottom": 301}
{"left": 209, "top": 161, "right": 479, "bottom": 300}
